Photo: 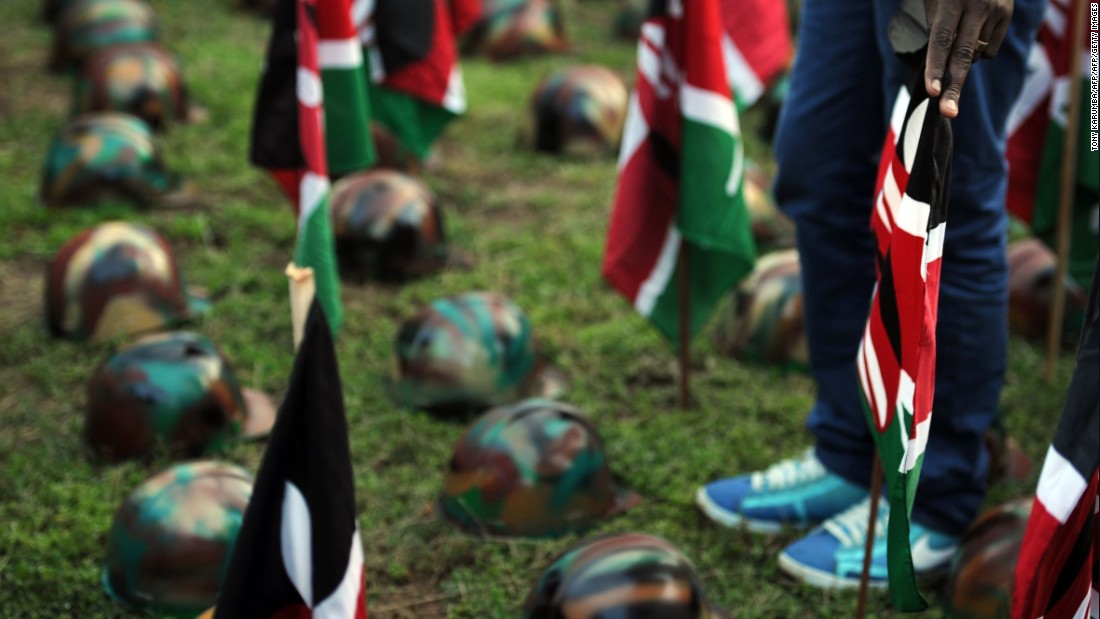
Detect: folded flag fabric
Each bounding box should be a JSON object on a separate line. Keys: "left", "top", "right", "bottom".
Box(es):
{"left": 602, "top": 0, "right": 755, "bottom": 347}
{"left": 252, "top": 0, "right": 376, "bottom": 331}
{"left": 720, "top": 0, "right": 792, "bottom": 107}
{"left": 1004, "top": 0, "right": 1098, "bottom": 286}
{"left": 214, "top": 300, "right": 367, "bottom": 619}
{"left": 1014, "top": 261, "right": 1099, "bottom": 619}
{"left": 359, "top": 0, "right": 476, "bottom": 159}
{"left": 856, "top": 71, "right": 952, "bottom": 612}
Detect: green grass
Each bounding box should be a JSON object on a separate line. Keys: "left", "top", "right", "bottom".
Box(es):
{"left": 0, "top": 1, "right": 1077, "bottom": 617}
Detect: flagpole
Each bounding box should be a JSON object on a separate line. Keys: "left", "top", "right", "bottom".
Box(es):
{"left": 1044, "top": 0, "right": 1087, "bottom": 383}
{"left": 678, "top": 240, "right": 692, "bottom": 409}
{"left": 855, "top": 453, "right": 884, "bottom": 619}
{"left": 286, "top": 263, "right": 316, "bottom": 352}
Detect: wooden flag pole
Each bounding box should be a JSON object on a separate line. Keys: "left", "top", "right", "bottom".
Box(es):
{"left": 286, "top": 263, "right": 316, "bottom": 352}
{"left": 855, "top": 453, "right": 885, "bottom": 619}
{"left": 678, "top": 240, "right": 692, "bottom": 409}
{"left": 1044, "top": 0, "right": 1087, "bottom": 383}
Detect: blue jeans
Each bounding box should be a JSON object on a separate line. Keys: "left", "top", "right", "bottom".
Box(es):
{"left": 773, "top": 0, "right": 1045, "bottom": 535}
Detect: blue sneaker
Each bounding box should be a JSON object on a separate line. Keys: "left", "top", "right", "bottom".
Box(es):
{"left": 777, "top": 497, "right": 960, "bottom": 589}
{"left": 695, "top": 449, "right": 867, "bottom": 533}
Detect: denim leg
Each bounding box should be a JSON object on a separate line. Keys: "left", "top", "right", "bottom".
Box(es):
{"left": 773, "top": 0, "right": 885, "bottom": 488}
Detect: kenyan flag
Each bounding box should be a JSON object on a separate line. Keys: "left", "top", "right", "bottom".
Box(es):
{"left": 602, "top": 0, "right": 755, "bottom": 346}
{"left": 857, "top": 74, "right": 952, "bottom": 611}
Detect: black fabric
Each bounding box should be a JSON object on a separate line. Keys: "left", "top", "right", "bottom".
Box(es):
{"left": 250, "top": 0, "right": 305, "bottom": 170}
{"left": 374, "top": 0, "right": 436, "bottom": 75}
{"left": 1055, "top": 255, "right": 1100, "bottom": 483}
{"left": 214, "top": 300, "right": 361, "bottom": 617}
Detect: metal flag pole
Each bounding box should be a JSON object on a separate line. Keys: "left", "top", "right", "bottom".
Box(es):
{"left": 1044, "top": 0, "right": 1088, "bottom": 382}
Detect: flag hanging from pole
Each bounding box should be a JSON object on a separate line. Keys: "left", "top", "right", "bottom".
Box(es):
{"left": 720, "top": 0, "right": 792, "bottom": 108}
{"left": 1004, "top": 0, "right": 1098, "bottom": 287}
{"left": 602, "top": 0, "right": 756, "bottom": 347}
{"left": 213, "top": 300, "right": 367, "bottom": 619}
{"left": 856, "top": 72, "right": 952, "bottom": 612}
{"left": 252, "top": 0, "right": 378, "bottom": 331}
{"left": 1013, "top": 262, "right": 1099, "bottom": 619}
{"left": 358, "top": 0, "right": 478, "bottom": 159}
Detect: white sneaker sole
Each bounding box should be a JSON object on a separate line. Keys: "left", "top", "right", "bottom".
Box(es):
{"left": 777, "top": 551, "right": 888, "bottom": 590}
{"left": 694, "top": 486, "right": 785, "bottom": 534}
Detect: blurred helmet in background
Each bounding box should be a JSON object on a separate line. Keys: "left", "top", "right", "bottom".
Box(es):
{"left": 45, "top": 221, "right": 205, "bottom": 342}
{"left": 85, "top": 331, "right": 275, "bottom": 463}
{"left": 50, "top": 0, "right": 156, "bottom": 72}
{"left": 74, "top": 43, "right": 192, "bottom": 131}
{"left": 523, "top": 65, "right": 628, "bottom": 157}
{"left": 1007, "top": 238, "right": 1088, "bottom": 347}
{"left": 523, "top": 533, "right": 732, "bottom": 618}
{"left": 41, "top": 112, "right": 182, "bottom": 208}
{"left": 330, "top": 169, "right": 447, "bottom": 282}
{"left": 714, "top": 250, "right": 807, "bottom": 370}
{"left": 943, "top": 498, "right": 1032, "bottom": 619}
{"left": 440, "top": 399, "right": 639, "bottom": 538}
{"left": 468, "top": 0, "right": 568, "bottom": 61}
{"left": 387, "top": 292, "right": 561, "bottom": 415}
{"left": 103, "top": 461, "right": 253, "bottom": 617}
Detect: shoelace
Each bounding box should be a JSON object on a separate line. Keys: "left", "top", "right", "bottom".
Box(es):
{"left": 750, "top": 449, "right": 826, "bottom": 491}
{"left": 823, "top": 498, "right": 889, "bottom": 548}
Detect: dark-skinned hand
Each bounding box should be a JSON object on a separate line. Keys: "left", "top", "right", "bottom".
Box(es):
{"left": 924, "top": 0, "right": 1013, "bottom": 118}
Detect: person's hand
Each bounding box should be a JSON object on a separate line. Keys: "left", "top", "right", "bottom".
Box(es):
{"left": 924, "top": 0, "right": 1013, "bottom": 118}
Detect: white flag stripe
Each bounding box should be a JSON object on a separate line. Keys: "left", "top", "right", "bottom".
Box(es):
{"left": 281, "top": 481, "right": 314, "bottom": 607}
{"left": 721, "top": 34, "right": 764, "bottom": 105}
{"left": 443, "top": 66, "right": 467, "bottom": 114}
{"left": 859, "top": 321, "right": 889, "bottom": 429}
{"left": 318, "top": 39, "right": 363, "bottom": 68}
{"left": 617, "top": 93, "right": 648, "bottom": 170}
{"left": 908, "top": 415, "right": 931, "bottom": 472}
{"left": 897, "top": 370, "right": 917, "bottom": 464}
{"left": 681, "top": 84, "right": 738, "bottom": 136}
{"left": 901, "top": 99, "right": 929, "bottom": 173}
{"left": 1035, "top": 445, "right": 1090, "bottom": 523}
{"left": 299, "top": 172, "right": 330, "bottom": 227}
{"left": 879, "top": 164, "right": 902, "bottom": 231}
{"left": 637, "top": 39, "right": 665, "bottom": 98}
{"left": 889, "top": 86, "right": 910, "bottom": 136}
{"left": 892, "top": 194, "right": 932, "bottom": 239}
{"left": 297, "top": 67, "right": 323, "bottom": 108}
{"left": 634, "top": 223, "right": 680, "bottom": 317}
{"left": 314, "top": 529, "right": 365, "bottom": 618}
{"left": 351, "top": 0, "right": 374, "bottom": 28}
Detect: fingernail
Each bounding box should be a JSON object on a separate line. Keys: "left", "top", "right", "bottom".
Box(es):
{"left": 946, "top": 99, "right": 957, "bottom": 113}
{"left": 932, "top": 79, "right": 941, "bottom": 93}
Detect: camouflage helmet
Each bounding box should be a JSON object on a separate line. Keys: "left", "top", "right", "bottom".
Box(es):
{"left": 330, "top": 169, "right": 447, "bottom": 282}
{"left": 370, "top": 122, "right": 419, "bottom": 173}
{"left": 104, "top": 461, "right": 253, "bottom": 617}
{"left": 41, "top": 112, "right": 181, "bottom": 208}
{"left": 944, "top": 498, "right": 1032, "bottom": 619}
{"left": 85, "top": 331, "right": 276, "bottom": 463}
{"left": 440, "top": 399, "right": 640, "bottom": 538}
{"left": 523, "top": 65, "right": 628, "bottom": 157}
{"left": 387, "top": 292, "right": 561, "bottom": 415}
{"left": 471, "top": 0, "right": 568, "bottom": 61}
{"left": 1007, "top": 238, "right": 1088, "bottom": 347}
{"left": 743, "top": 163, "right": 795, "bottom": 251}
{"left": 74, "top": 43, "right": 192, "bottom": 131}
{"left": 611, "top": 0, "right": 648, "bottom": 40}
{"left": 714, "top": 250, "right": 807, "bottom": 370}
{"left": 524, "top": 533, "right": 733, "bottom": 618}
{"left": 50, "top": 0, "right": 157, "bottom": 72}
{"left": 45, "top": 220, "right": 206, "bottom": 342}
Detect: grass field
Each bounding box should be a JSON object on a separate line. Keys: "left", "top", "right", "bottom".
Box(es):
{"left": 0, "top": 1, "right": 1079, "bottom": 617}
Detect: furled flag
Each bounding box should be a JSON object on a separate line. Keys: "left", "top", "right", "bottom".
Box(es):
{"left": 1014, "top": 263, "right": 1099, "bottom": 619}
{"left": 213, "top": 300, "right": 367, "bottom": 619}
{"left": 1004, "top": 0, "right": 1098, "bottom": 287}
{"left": 602, "top": 0, "right": 756, "bottom": 346}
{"left": 856, "top": 71, "right": 952, "bottom": 612}
{"left": 358, "top": 0, "right": 478, "bottom": 160}
{"left": 252, "top": 0, "right": 378, "bottom": 331}
{"left": 720, "top": 0, "right": 792, "bottom": 108}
